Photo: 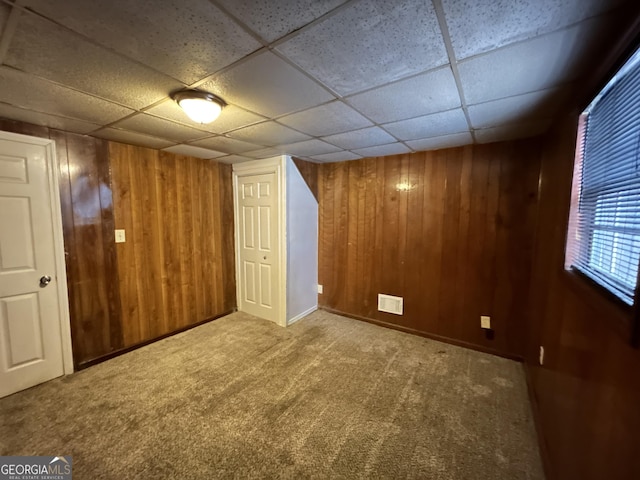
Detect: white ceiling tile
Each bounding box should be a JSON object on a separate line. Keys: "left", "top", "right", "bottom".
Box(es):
{"left": 6, "top": 12, "right": 181, "bottom": 109}
{"left": 22, "top": 0, "right": 261, "bottom": 85}
{"left": 443, "top": 0, "right": 625, "bottom": 60}
{"left": 406, "top": 132, "right": 473, "bottom": 152}
{"left": 468, "top": 87, "right": 570, "bottom": 129}
{"left": 189, "top": 136, "right": 265, "bottom": 154}
{"left": 352, "top": 143, "right": 411, "bottom": 158}
{"left": 309, "top": 151, "right": 362, "bottom": 163}
{"left": 161, "top": 145, "right": 226, "bottom": 159}
{"left": 228, "top": 121, "right": 310, "bottom": 146}
{"left": 458, "top": 17, "right": 615, "bottom": 104}
{"left": 113, "top": 114, "right": 210, "bottom": 143}
{"left": 216, "top": 154, "right": 255, "bottom": 164}
{"left": 475, "top": 119, "right": 552, "bottom": 144}
{"left": 278, "top": 101, "right": 373, "bottom": 137}
{"left": 322, "top": 126, "right": 396, "bottom": 150}
{"left": 201, "top": 51, "right": 333, "bottom": 118}
{"left": 92, "top": 128, "right": 176, "bottom": 150}
{"left": 0, "top": 102, "right": 101, "bottom": 134}
{"left": 0, "top": 67, "right": 134, "bottom": 124}
{"left": 146, "top": 101, "right": 266, "bottom": 134}
{"left": 278, "top": 139, "right": 341, "bottom": 157}
{"left": 276, "top": 0, "right": 448, "bottom": 95}
{"left": 215, "top": 0, "right": 348, "bottom": 42}
{"left": 0, "top": 0, "right": 622, "bottom": 153}
{"left": 243, "top": 147, "right": 284, "bottom": 159}
{"left": 347, "top": 67, "right": 460, "bottom": 124}
{"left": 382, "top": 109, "right": 469, "bottom": 141}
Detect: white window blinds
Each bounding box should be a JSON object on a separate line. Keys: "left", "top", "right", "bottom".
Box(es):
{"left": 566, "top": 49, "right": 640, "bottom": 306}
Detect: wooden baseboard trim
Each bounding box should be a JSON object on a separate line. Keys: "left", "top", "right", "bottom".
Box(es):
{"left": 523, "top": 363, "right": 554, "bottom": 480}
{"left": 75, "top": 309, "right": 236, "bottom": 370}
{"left": 320, "top": 307, "right": 523, "bottom": 362}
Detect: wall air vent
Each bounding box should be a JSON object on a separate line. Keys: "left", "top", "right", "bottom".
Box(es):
{"left": 378, "top": 294, "right": 403, "bottom": 315}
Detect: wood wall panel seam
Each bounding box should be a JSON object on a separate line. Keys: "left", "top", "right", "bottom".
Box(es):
{"left": 1, "top": 119, "right": 235, "bottom": 366}
{"left": 318, "top": 143, "right": 540, "bottom": 357}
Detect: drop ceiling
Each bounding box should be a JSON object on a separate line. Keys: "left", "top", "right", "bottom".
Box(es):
{"left": 0, "top": 0, "right": 627, "bottom": 163}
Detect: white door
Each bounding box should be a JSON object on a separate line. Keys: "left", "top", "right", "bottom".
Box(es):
{"left": 0, "top": 132, "right": 69, "bottom": 398}
{"left": 236, "top": 172, "right": 281, "bottom": 324}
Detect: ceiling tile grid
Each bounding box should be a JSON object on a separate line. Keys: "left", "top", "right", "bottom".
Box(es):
{"left": 199, "top": 51, "right": 334, "bottom": 118}
{"left": 352, "top": 142, "right": 412, "bottom": 158}
{"left": 92, "top": 128, "right": 176, "bottom": 150}
{"left": 406, "top": 132, "right": 473, "bottom": 152}
{"left": 382, "top": 108, "right": 469, "bottom": 141}
{"left": 346, "top": 67, "right": 462, "bottom": 124}
{"left": 162, "top": 144, "right": 227, "bottom": 160}
{"left": 0, "top": 66, "right": 135, "bottom": 124}
{"left": 457, "top": 14, "right": 617, "bottom": 105}
{"left": 442, "top": 0, "right": 626, "bottom": 60}
{"left": 322, "top": 126, "right": 397, "bottom": 150}
{"left": 309, "top": 151, "right": 363, "bottom": 162}
{"left": 0, "top": 101, "right": 102, "bottom": 134}
{"left": 22, "top": 0, "right": 262, "bottom": 84}
{"left": 189, "top": 135, "right": 266, "bottom": 154}
{"left": 467, "top": 86, "right": 570, "bottom": 129}
{"left": 275, "top": 139, "right": 342, "bottom": 157}
{"left": 6, "top": 11, "right": 183, "bottom": 109}
{"left": 112, "top": 114, "right": 211, "bottom": 143}
{"left": 275, "top": 0, "right": 449, "bottom": 95}
{"left": 146, "top": 101, "right": 267, "bottom": 134}
{"left": 278, "top": 101, "right": 373, "bottom": 137}
{"left": 0, "top": 0, "right": 628, "bottom": 162}
{"left": 475, "top": 118, "right": 552, "bottom": 143}
{"left": 213, "top": 0, "right": 349, "bottom": 43}
{"left": 228, "top": 121, "right": 311, "bottom": 146}
{"left": 243, "top": 146, "right": 285, "bottom": 160}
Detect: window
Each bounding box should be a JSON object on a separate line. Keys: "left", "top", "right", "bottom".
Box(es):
{"left": 565, "top": 48, "right": 640, "bottom": 306}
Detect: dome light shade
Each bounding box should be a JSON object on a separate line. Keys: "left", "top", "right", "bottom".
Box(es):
{"left": 171, "top": 89, "right": 226, "bottom": 124}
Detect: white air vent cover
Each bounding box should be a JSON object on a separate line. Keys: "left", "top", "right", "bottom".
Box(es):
{"left": 378, "top": 294, "right": 403, "bottom": 315}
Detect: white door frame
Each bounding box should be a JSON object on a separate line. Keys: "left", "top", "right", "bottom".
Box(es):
{"left": 232, "top": 156, "right": 287, "bottom": 327}
{"left": 0, "top": 130, "right": 74, "bottom": 374}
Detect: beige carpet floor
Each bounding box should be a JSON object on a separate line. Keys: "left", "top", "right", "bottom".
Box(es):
{"left": 0, "top": 310, "right": 544, "bottom": 479}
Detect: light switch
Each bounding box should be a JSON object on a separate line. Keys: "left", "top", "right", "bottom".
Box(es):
{"left": 317, "top": 284, "right": 323, "bottom": 294}
{"left": 115, "top": 229, "right": 126, "bottom": 243}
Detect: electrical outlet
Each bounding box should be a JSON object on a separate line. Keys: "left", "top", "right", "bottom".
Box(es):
{"left": 317, "top": 284, "right": 323, "bottom": 294}
{"left": 539, "top": 346, "right": 545, "bottom": 365}
{"left": 115, "top": 229, "right": 126, "bottom": 243}
{"left": 480, "top": 315, "right": 491, "bottom": 329}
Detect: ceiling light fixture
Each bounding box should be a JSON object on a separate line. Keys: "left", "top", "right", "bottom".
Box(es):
{"left": 171, "top": 89, "right": 226, "bottom": 124}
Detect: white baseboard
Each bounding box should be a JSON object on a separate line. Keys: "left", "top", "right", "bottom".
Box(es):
{"left": 287, "top": 305, "right": 317, "bottom": 326}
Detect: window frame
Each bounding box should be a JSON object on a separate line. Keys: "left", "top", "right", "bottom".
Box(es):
{"left": 563, "top": 39, "right": 640, "bottom": 346}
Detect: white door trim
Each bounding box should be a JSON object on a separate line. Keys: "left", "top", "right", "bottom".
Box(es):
{"left": 0, "top": 130, "right": 73, "bottom": 374}
{"left": 232, "top": 156, "right": 287, "bottom": 327}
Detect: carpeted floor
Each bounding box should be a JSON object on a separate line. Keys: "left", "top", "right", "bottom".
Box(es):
{"left": 0, "top": 310, "right": 544, "bottom": 479}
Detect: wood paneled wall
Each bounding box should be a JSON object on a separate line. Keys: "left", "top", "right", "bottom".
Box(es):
{"left": 0, "top": 118, "right": 236, "bottom": 366}
{"left": 0, "top": 119, "right": 122, "bottom": 365}
{"left": 292, "top": 157, "right": 319, "bottom": 201}
{"left": 525, "top": 116, "right": 640, "bottom": 480}
{"left": 318, "top": 141, "right": 541, "bottom": 358}
{"left": 110, "top": 143, "right": 235, "bottom": 347}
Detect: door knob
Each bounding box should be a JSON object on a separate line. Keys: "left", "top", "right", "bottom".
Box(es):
{"left": 263, "top": 256, "right": 267, "bottom": 260}
{"left": 39, "top": 275, "right": 52, "bottom": 287}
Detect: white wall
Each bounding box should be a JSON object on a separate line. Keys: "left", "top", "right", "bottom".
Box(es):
{"left": 285, "top": 156, "right": 318, "bottom": 324}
